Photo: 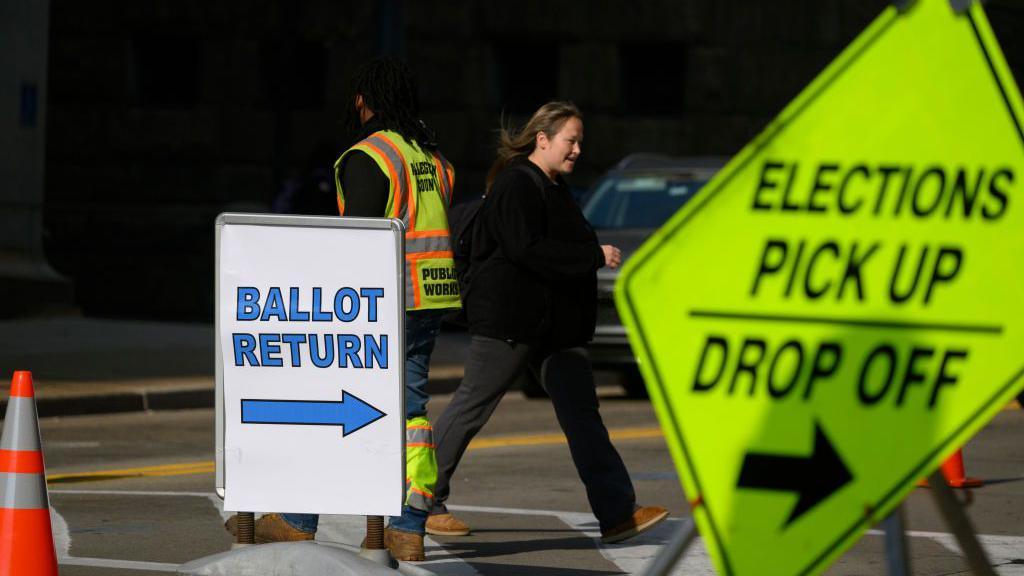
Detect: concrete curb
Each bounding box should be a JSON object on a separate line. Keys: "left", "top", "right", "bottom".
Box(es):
{"left": 1, "top": 387, "right": 216, "bottom": 419}
{"left": 1, "top": 370, "right": 465, "bottom": 419}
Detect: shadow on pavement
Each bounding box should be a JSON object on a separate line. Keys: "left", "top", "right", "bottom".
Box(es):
{"left": 460, "top": 563, "right": 622, "bottom": 576}
{"left": 976, "top": 476, "right": 1024, "bottom": 486}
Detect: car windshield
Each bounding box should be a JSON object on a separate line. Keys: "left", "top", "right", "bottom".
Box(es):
{"left": 582, "top": 174, "right": 710, "bottom": 229}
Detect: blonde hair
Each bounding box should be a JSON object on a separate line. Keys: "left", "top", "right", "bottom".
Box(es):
{"left": 486, "top": 101, "right": 583, "bottom": 192}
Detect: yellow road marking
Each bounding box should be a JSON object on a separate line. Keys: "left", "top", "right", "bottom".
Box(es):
{"left": 47, "top": 461, "right": 215, "bottom": 483}
{"left": 467, "top": 426, "right": 663, "bottom": 449}
{"left": 43, "top": 400, "right": 1024, "bottom": 483}
{"left": 44, "top": 426, "right": 666, "bottom": 483}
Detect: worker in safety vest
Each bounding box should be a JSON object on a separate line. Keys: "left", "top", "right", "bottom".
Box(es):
{"left": 226, "top": 57, "right": 459, "bottom": 562}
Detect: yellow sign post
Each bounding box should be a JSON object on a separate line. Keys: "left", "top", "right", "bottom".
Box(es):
{"left": 616, "top": 1, "right": 1024, "bottom": 574}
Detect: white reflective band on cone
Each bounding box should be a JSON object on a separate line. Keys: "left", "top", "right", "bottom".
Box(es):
{"left": 0, "top": 397, "right": 42, "bottom": 452}
{"left": 0, "top": 472, "right": 49, "bottom": 509}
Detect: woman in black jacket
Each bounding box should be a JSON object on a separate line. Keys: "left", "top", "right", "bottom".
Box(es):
{"left": 426, "top": 101, "right": 668, "bottom": 544}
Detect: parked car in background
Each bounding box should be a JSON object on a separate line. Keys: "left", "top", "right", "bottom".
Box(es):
{"left": 583, "top": 154, "right": 725, "bottom": 397}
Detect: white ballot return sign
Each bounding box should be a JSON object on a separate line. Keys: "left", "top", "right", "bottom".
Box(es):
{"left": 215, "top": 213, "right": 405, "bottom": 516}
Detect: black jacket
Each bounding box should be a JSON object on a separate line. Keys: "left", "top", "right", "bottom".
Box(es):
{"left": 339, "top": 117, "right": 391, "bottom": 217}
{"left": 466, "top": 158, "right": 605, "bottom": 348}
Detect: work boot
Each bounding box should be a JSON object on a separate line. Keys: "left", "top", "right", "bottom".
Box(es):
{"left": 246, "top": 513, "right": 314, "bottom": 543}
{"left": 425, "top": 512, "right": 471, "bottom": 536}
{"left": 224, "top": 514, "right": 238, "bottom": 536}
{"left": 600, "top": 506, "right": 669, "bottom": 544}
{"left": 384, "top": 527, "right": 425, "bottom": 561}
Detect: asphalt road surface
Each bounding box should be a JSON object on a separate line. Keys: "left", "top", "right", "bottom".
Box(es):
{"left": 33, "top": 382, "right": 1024, "bottom": 575}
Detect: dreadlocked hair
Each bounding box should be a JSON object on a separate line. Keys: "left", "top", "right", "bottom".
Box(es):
{"left": 349, "top": 57, "right": 438, "bottom": 152}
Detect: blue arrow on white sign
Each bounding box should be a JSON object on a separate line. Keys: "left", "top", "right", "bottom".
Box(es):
{"left": 241, "top": 391, "right": 386, "bottom": 437}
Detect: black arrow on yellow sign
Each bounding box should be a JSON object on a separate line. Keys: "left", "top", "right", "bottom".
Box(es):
{"left": 737, "top": 421, "right": 852, "bottom": 528}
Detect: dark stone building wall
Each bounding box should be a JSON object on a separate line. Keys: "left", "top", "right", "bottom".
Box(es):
{"left": 41, "top": 0, "right": 1022, "bottom": 319}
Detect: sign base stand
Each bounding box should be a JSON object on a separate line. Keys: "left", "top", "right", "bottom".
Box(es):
{"left": 639, "top": 519, "right": 697, "bottom": 576}
{"left": 882, "top": 506, "right": 910, "bottom": 576}
{"left": 178, "top": 541, "right": 415, "bottom": 575}
{"left": 359, "top": 515, "right": 398, "bottom": 568}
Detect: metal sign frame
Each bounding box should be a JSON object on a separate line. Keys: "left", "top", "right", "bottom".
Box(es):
{"left": 214, "top": 213, "right": 406, "bottom": 507}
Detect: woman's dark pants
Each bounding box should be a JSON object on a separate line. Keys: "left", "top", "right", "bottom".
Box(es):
{"left": 431, "top": 335, "right": 637, "bottom": 531}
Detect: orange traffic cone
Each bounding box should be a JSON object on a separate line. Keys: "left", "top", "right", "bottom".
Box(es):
{"left": 0, "top": 371, "right": 58, "bottom": 575}
{"left": 917, "top": 448, "right": 983, "bottom": 489}
{"left": 937, "top": 448, "right": 983, "bottom": 488}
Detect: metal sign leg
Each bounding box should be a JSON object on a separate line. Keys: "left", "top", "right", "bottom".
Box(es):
{"left": 365, "top": 515, "right": 385, "bottom": 549}
{"left": 927, "top": 471, "right": 996, "bottom": 576}
{"left": 358, "top": 515, "right": 397, "bottom": 568}
{"left": 235, "top": 512, "right": 255, "bottom": 547}
{"left": 640, "top": 518, "right": 697, "bottom": 576}
{"left": 882, "top": 506, "right": 910, "bottom": 576}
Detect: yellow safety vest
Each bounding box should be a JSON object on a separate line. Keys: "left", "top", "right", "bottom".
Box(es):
{"left": 336, "top": 130, "right": 461, "bottom": 311}
{"left": 404, "top": 416, "right": 437, "bottom": 512}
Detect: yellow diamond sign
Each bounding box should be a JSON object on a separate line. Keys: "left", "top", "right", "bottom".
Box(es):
{"left": 615, "top": 1, "right": 1024, "bottom": 574}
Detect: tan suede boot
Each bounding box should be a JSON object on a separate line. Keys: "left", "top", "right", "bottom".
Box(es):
{"left": 426, "top": 512, "right": 471, "bottom": 536}
{"left": 384, "top": 527, "right": 425, "bottom": 561}
{"left": 252, "top": 513, "right": 315, "bottom": 543}
{"left": 224, "top": 514, "right": 238, "bottom": 536}
{"left": 600, "top": 506, "right": 669, "bottom": 544}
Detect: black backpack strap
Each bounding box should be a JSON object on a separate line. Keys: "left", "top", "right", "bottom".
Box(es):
{"left": 477, "top": 161, "right": 549, "bottom": 252}
{"left": 508, "top": 162, "right": 547, "bottom": 198}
